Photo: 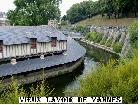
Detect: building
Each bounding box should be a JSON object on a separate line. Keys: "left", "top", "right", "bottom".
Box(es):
{"left": 0, "top": 25, "right": 86, "bottom": 84}
{"left": 0, "top": 12, "right": 10, "bottom": 26}
{"left": 48, "top": 19, "right": 58, "bottom": 28}
{"left": 0, "top": 25, "right": 67, "bottom": 61}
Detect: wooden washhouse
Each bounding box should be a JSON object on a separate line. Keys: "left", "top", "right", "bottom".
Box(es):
{"left": 0, "top": 25, "right": 67, "bottom": 61}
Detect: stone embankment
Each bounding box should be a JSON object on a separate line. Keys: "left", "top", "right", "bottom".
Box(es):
{"left": 89, "top": 25, "right": 130, "bottom": 56}
{"left": 80, "top": 39, "right": 119, "bottom": 56}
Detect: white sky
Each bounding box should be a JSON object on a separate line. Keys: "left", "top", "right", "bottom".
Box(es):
{"left": 0, "top": 0, "right": 97, "bottom": 17}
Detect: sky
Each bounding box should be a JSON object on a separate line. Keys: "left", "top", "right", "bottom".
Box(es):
{"left": 0, "top": 0, "right": 97, "bottom": 17}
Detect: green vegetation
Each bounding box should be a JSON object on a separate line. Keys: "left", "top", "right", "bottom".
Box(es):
{"left": 112, "top": 42, "right": 123, "bottom": 53}
{"left": 128, "top": 21, "right": 138, "bottom": 48}
{"left": 105, "top": 39, "right": 112, "bottom": 47}
{"left": 85, "top": 32, "right": 123, "bottom": 53}
{"left": 94, "top": 33, "right": 103, "bottom": 43}
{"left": 65, "top": 54, "right": 138, "bottom": 104}
{"left": 0, "top": 78, "right": 53, "bottom": 104}
{"left": 65, "top": 20, "right": 138, "bottom": 104}
{"left": 7, "top": 0, "right": 61, "bottom": 25}
{"left": 71, "top": 25, "right": 87, "bottom": 33}
{"left": 100, "top": 38, "right": 107, "bottom": 45}
{"left": 86, "top": 32, "right": 98, "bottom": 41}
{"left": 66, "top": 0, "right": 137, "bottom": 24}
{"left": 85, "top": 32, "right": 103, "bottom": 42}
{"left": 75, "top": 17, "right": 137, "bottom": 26}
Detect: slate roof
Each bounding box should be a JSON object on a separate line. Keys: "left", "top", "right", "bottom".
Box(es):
{"left": 0, "top": 38, "right": 86, "bottom": 77}
{"left": 0, "top": 26, "right": 67, "bottom": 45}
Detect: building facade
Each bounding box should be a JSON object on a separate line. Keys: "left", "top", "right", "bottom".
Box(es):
{"left": 0, "top": 26, "right": 67, "bottom": 60}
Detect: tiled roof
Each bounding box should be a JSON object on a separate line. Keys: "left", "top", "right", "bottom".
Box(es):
{"left": 0, "top": 38, "right": 86, "bottom": 77}
{"left": 0, "top": 26, "right": 67, "bottom": 45}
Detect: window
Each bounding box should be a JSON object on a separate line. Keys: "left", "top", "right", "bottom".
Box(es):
{"left": 51, "top": 37, "right": 57, "bottom": 47}
{"left": 31, "top": 38, "right": 37, "bottom": 49}
{"left": 0, "top": 40, "right": 3, "bottom": 53}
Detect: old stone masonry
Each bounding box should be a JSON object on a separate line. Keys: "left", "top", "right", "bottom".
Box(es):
{"left": 90, "top": 25, "right": 131, "bottom": 56}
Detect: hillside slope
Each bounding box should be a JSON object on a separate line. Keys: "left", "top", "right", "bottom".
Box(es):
{"left": 75, "top": 15, "right": 137, "bottom": 26}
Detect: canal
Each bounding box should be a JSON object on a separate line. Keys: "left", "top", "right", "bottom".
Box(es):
{"left": 28, "top": 40, "right": 119, "bottom": 96}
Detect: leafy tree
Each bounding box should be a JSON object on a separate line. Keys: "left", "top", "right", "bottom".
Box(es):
{"left": 67, "top": 0, "right": 99, "bottom": 24}
{"left": 7, "top": 0, "right": 62, "bottom": 25}
{"left": 66, "top": 0, "right": 138, "bottom": 23}
{"left": 61, "top": 15, "right": 67, "bottom": 21}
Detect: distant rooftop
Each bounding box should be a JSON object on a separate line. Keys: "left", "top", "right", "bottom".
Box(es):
{"left": 0, "top": 25, "right": 67, "bottom": 45}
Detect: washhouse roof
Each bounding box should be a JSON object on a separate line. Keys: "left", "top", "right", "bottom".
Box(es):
{"left": 0, "top": 25, "right": 67, "bottom": 45}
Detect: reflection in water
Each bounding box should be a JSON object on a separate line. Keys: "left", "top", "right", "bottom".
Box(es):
{"left": 24, "top": 41, "right": 119, "bottom": 96}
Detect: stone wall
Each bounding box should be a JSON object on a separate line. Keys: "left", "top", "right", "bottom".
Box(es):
{"left": 90, "top": 25, "right": 130, "bottom": 56}
{"left": 0, "top": 57, "right": 84, "bottom": 88}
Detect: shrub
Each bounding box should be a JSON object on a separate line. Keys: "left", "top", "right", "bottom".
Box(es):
{"left": 73, "top": 25, "right": 86, "bottom": 33}
{"left": 112, "top": 42, "right": 123, "bottom": 53}
{"left": 105, "top": 39, "right": 112, "bottom": 47}
{"left": 61, "top": 20, "right": 67, "bottom": 26}
{"left": 128, "top": 21, "right": 138, "bottom": 48}
{"left": 85, "top": 32, "right": 98, "bottom": 41}
{"left": 86, "top": 32, "right": 102, "bottom": 42}
{"left": 100, "top": 38, "right": 107, "bottom": 45}
{"left": 65, "top": 53, "right": 138, "bottom": 104}
{"left": 94, "top": 33, "right": 103, "bottom": 43}
{"left": 0, "top": 77, "right": 53, "bottom": 104}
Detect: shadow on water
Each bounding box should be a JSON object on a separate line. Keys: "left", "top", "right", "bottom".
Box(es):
{"left": 45, "top": 62, "right": 84, "bottom": 96}
{"left": 24, "top": 62, "right": 85, "bottom": 96}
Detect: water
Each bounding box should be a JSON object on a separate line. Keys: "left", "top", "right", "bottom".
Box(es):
{"left": 44, "top": 57, "right": 97, "bottom": 96}
{"left": 23, "top": 40, "right": 119, "bottom": 96}
{"left": 38, "top": 41, "right": 119, "bottom": 96}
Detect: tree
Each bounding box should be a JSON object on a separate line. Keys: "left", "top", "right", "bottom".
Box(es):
{"left": 66, "top": 0, "right": 137, "bottom": 24}
{"left": 67, "top": 0, "right": 100, "bottom": 24}
{"left": 7, "top": 0, "right": 62, "bottom": 25}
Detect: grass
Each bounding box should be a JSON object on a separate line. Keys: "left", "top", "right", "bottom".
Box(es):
{"left": 75, "top": 15, "right": 137, "bottom": 26}
{"left": 64, "top": 51, "right": 138, "bottom": 104}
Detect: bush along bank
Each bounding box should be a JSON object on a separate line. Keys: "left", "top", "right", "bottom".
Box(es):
{"left": 65, "top": 51, "right": 138, "bottom": 104}
{"left": 0, "top": 75, "right": 53, "bottom": 104}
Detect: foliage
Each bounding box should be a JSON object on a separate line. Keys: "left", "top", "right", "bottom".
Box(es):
{"left": 85, "top": 31, "right": 103, "bottom": 43}
{"left": 85, "top": 32, "right": 98, "bottom": 41}
{"left": 61, "top": 20, "right": 67, "bottom": 26}
{"left": 65, "top": 52, "right": 138, "bottom": 104}
{"left": 128, "top": 21, "right": 138, "bottom": 48}
{"left": 61, "top": 15, "right": 67, "bottom": 21}
{"left": 7, "top": 0, "right": 62, "bottom": 25}
{"left": 112, "top": 42, "right": 123, "bottom": 53}
{"left": 105, "top": 39, "right": 112, "bottom": 47}
{"left": 0, "top": 77, "right": 53, "bottom": 104}
{"left": 94, "top": 33, "right": 103, "bottom": 43}
{"left": 72, "top": 25, "right": 87, "bottom": 33}
{"left": 66, "top": 0, "right": 138, "bottom": 24}
{"left": 67, "top": 0, "right": 99, "bottom": 24}
{"left": 100, "top": 38, "right": 107, "bottom": 45}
